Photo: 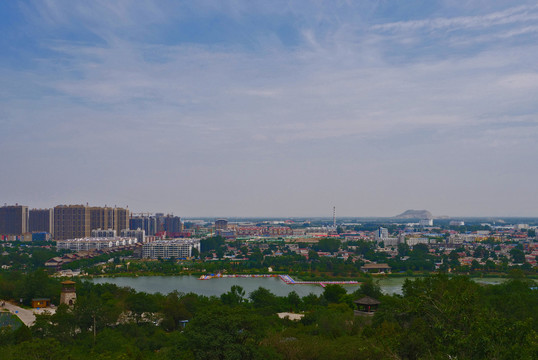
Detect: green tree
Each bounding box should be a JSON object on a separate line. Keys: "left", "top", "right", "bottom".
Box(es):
{"left": 48, "top": 304, "right": 76, "bottom": 342}
{"left": 322, "top": 284, "right": 346, "bottom": 303}
{"left": 184, "top": 305, "right": 267, "bottom": 360}
{"left": 485, "top": 260, "right": 496, "bottom": 272}
{"left": 353, "top": 278, "right": 382, "bottom": 299}
{"left": 73, "top": 291, "right": 121, "bottom": 342}
{"left": 397, "top": 243, "right": 410, "bottom": 257}
{"left": 125, "top": 291, "right": 158, "bottom": 324}
{"left": 285, "top": 291, "right": 301, "bottom": 312}
{"left": 160, "top": 291, "right": 192, "bottom": 331}
{"left": 471, "top": 259, "right": 481, "bottom": 272}
{"left": 308, "top": 250, "right": 319, "bottom": 260}
{"left": 510, "top": 248, "right": 525, "bottom": 263}
{"left": 200, "top": 236, "right": 225, "bottom": 252}
{"left": 314, "top": 238, "right": 341, "bottom": 253}
{"left": 249, "top": 287, "right": 280, "bottom": 315}
{"left": 7, "top": 338, "right": 67, "bottom": 360}
{"left": 221, "top": 285, "right": 246, "bottom": 307}
{"left": 411, "top": 243, "right": 429, "bottom": 257}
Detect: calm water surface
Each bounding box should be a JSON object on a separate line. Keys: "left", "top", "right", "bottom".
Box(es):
{"left": 90, "top": 276, "right": 512, "bottom": 297}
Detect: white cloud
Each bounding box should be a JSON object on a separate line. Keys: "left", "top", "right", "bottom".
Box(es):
{"left": 2, "top": 1, "right": 538, "bottom": 216}
{"left": 372, "top": 4, "right": 538, "bottom": 32}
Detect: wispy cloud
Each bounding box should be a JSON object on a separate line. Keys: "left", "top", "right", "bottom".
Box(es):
{"left": 1, "top": 1, "right": 538, "bottom": 216}
{"left": 372, "top": 4, "right": 538, "bottom": 32}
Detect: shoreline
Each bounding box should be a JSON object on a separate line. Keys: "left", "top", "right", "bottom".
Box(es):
{"left": 79, "top": 271, "right": 536, "bottom": 281}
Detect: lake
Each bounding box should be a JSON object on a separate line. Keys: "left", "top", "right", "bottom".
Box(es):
{"left": 89, "top": 275, "right": 513, "bottom": 297}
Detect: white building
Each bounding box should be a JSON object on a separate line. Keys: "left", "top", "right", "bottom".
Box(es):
{"left": 56, "top": 237, "right": 137, "bottom": 251}
{"left": 406, "top": 238, "right": 429, "bottom": 246}
{"left": 375, "top": 227, "right": 389, "bottom": 240}
{"left": 514, "top": 224, "right": 529, "bottom": 231}
{"left": 382, "top": 237, "right": 400, "bottom": 247}
{"left": 142, "top": 239, "right": 201, "bottom": 259}
{"left": 91, "top": 229, "right": 117, "bottom": 238}
{"left": 121, "top": 228, "right": 146, "bottom": 243}
{"left": 419, "top": 219, "right": 433, "bottom": 226}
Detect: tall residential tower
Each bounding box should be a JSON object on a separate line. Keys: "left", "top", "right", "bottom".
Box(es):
{"left": 0, "top": 204, "right": 29, "bottom": 235}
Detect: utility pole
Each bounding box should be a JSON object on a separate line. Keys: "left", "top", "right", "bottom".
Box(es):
{"left": 93, "top": 314, "right": 96, "bottom": 345}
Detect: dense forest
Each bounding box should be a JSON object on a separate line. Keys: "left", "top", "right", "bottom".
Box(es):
{"left": 0, "top": 272, "right": 536, "bottom": 359}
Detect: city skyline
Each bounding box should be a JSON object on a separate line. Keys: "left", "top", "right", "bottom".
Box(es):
{"left": 1, "top": 1, "right": 538, "bottom": 217}
{"left": 2, "top": 202, "right": 538, "bottom": 220}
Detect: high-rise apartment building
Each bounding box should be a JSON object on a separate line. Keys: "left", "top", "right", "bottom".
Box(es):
{"left": 29, "top": 208, "right": 54, "bottom": 236}
{"left": 155, "top": 213, "right": 165, "bottom": 233}
{"left": 215, "top": 219, "right": 228, "bottom": 230}
{"left": 130, "top": 215, "right": 157, "bottom": 236}
{"left": 376, "top": 227, "right": 389, "bottom": 240}
{"left": 89, "top": 206, "right": 129, "bottom": 234}
{"left": 54, "top": 205, "right": 90, "bottom": 240}
{"left": 115, "top": 207, "right": 129, "bottom": 233}
{"left": 0, "top": 204, "right": 29, "bottom": 235}
{"left": 164, "top": 215, "right": 182, "bottom": 233}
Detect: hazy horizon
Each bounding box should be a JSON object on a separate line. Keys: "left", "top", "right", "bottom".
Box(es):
{"left": 1, "top": 1, "right": 537, "bottom": 217}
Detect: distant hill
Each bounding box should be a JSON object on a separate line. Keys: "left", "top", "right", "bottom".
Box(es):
{"left": 394, "top": 209, "right": 433, "bottom": 219}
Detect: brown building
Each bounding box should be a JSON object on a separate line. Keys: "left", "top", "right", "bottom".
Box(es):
{"left": 29, "top": 208, "right": 54, "bottom": 236}
{"left": 215, "top": 219, "right": 228, "bottom": 230}
{"left": 32, "top": 298, "right": 51, "bottom": 308}
{"left": 90, "top": 206, "right": 129, "bottom": 234}
{"left": 53, "top": 205, "right": 90, "bottom": 240}
{"left": 115, "top": 207, "right": 129, "bottom": 233}
{"left": 164, "top": 214, "right": 182, "bottom": 233}
{"left": 0, "top": 204, "right": 29, "bottom": 235}
{"left": 360, "top": 263, "right": 392, "bottom": 273}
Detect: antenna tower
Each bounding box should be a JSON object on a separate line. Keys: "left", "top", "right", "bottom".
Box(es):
{"left": 333, "top": 206, "right": 336, "bottom": 228}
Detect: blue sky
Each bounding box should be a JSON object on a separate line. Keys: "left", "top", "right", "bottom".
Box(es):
{"left": 1, "top": 1, "right": 538, "bottom": 217}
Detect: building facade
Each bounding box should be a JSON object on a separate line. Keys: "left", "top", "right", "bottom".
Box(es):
{"left": 130, "top": 215, "right": 157, "bottom": 236}
{"left": 142, "top": 239, "right": 200, "bottom": 259}
{"left": 29, "top": 208, "right": 54, "bottom": 236}
{"left": 53, "top": 205, "right": 91, "bottom": 240}
{"left": 90, "top": 206, "right": 129, "bottom": 234}
{"left": 215, "top": 219, "right": 228, "bottom": 230}
{"left": 164, "top": 215, "right": 182, "bottom": 233}
{"left": 56, "top": 237, "right": 138, "bottom": 251}
{"left": 419, "top": 219, "right": 434, "bottom": 226}
{"left": 0, "top": 204, "right": 29, "bottom": 235}
{"left": 91, "top": 229, "right": 117, "bottom": 238}
{"left": 121, "top": 228, "right": 146, "bottom": 243}
{"left": 375, "top": 227, "right": 389, "bottom": 240}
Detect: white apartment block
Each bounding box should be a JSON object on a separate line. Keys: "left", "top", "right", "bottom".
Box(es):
{"left": 142, "top": 239, "right": 201, "bottom": 259}
{"left": 56, "top": 237, "right": 138, "bottom": 251}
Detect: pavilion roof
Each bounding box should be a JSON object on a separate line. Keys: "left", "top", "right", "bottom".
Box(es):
{"left": 353, "top": 296, "right": 381, "bottom": 305}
